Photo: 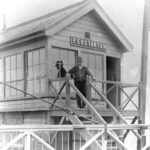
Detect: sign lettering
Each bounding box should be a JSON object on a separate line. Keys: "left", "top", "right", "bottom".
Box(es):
{"left": 70, "top": 36, "right": 106, "bottom": 51}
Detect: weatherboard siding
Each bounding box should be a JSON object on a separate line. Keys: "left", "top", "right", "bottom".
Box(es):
{"left": 50, "top": 12, "right": 121, "bottom": 55}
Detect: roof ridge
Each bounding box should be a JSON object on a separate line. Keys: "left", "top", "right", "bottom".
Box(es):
{"left": 3, "top": 0, "right": 87, "bottom": 32}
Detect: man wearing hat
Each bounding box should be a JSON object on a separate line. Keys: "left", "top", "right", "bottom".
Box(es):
{"left": 68, "top": 57, "right": 93, "bottom": 108}
{"left": 55, "top": 60, "right": 67, "bottom": 78}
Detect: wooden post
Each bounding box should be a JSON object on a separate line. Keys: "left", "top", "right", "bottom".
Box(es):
{"left": 86, "top": 77, "right": 92, "bottom": 103}
{"left": 139, "top": 0, "right": 150, "bottom": 149}
{"left": 26, "top": 132, "right": 31, "bottom": 150}
{"left": 66, "top": 78, "right": 71, "bottom": 107}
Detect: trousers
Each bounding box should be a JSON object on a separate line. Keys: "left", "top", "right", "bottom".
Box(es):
{"left": 75, "top": 80, "right": 86, "bottom": 108}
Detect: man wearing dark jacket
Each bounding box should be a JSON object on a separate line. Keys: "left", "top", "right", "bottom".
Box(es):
{"left": 68, "top": 57, "right": 93, "bottom": 108}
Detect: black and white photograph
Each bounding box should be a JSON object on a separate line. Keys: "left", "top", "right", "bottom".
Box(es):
{"left": 0, "top": 0, "right": 150, "bottom": 149}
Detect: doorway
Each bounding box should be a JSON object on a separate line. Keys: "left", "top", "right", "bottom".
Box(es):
{"left": 106, "top": 56, "right": 121, "bottom": 107}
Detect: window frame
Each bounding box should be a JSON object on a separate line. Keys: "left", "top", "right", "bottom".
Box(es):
{"left": 4, "top": 53, "right": 24, "bottom": 99}
{"left": 25, "top": 47, "right": 47, "bottom": 97}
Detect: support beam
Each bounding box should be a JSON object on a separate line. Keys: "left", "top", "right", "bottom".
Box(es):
{"left": 2, "top": 132, "right": 27, "bottom": 150}
{"left": 51, "top": 116, "right": 65, "bottom": 145}
{"left": 79, "top": 130, "right": 104, "bottom": 150}
{"left": 107, "top": 130, "right": 129, "bottom": 150}
{"left": 68, "top": 115, "right": 103, "bottom": 150}
{"left": 31, "top": 132, "right": 55, "bottom": 150}
{"left": 119, "top": 87, "right": 139, "bottom": 110}
{"left": 49, "top": 81, "right": 66, "bottom": 109}
{"left": 123, "top": 116, "right": 138, "bottom": 140}
{"left": 119, "top": 87, "right": 138, "bottom": 110}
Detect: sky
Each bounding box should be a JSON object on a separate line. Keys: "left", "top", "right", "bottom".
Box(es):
{"left": 0, "top": 0, "right": 149, "bottom": 147}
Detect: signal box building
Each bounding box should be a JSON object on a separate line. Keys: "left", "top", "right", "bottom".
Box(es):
{"left": 0, "top": 0, "right": 144, "bottom": 150}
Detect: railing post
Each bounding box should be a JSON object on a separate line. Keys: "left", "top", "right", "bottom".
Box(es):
{"left": 102, "top": 126, "right": 107, "bottom": 150}
{"left": 25, "top": 132, "right": 31, "bottom": 150}
{"left": 66, "top": 77, "right": 71, "bottom": 107}
{"left": 86, "top": 77, "right": 92, "bottom": 103}
{"left": 138, "top": 82, "right": 146, "bottom": 150}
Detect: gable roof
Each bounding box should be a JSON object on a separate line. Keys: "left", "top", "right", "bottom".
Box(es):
{"left": 0, "top": 0, "right": 132, "bottom": 52}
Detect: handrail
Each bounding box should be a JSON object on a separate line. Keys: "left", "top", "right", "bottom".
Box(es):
{"left": 48, "top": 78, "right": 140, "bottom": 87}
{"left": 69, "top": 80, "right": 107, "bottom": 125}
{"left": 0, "top": 124, "right": 149, "bottom": 131}
{"left": 92, "top": 79, "right": 140, "bottom": 87}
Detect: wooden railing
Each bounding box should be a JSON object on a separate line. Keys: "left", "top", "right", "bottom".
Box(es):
{"left": 0, "top": 79, "right": 145, "bottom": 149}
{"left": 48, "top": 77, "right": 141, "bottom": 111}
{"left": 0, "top": 124, "right": 150, "bottom": 150}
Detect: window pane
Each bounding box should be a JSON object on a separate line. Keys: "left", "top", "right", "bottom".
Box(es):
{"left": 33, "top": 66, "right": 39, "bottom": 77}
{"left": 89, "top": 54, "right": 95, "bottom": 68}
{"left": 40, "top": 49, "right": 45, "bottom": 64}
{"left": 96, "top": 55, "right": 103, "bottom": 69}
{"left": 40, "top": 78, "right": 45, "bottom": 93}
{"left": 52, "top": 49, "right": 59, "bottom": 65}
{"left": 11, "top": 82, "right": 16, "bottom": 96}
{"left": 28, "top": 67, "right": 33, "bottom": 79}
{"left": 17, "top": 68, "right": 23, "bottom": 80}
{"left": 11, "top": 69, "right": 16, "bottom": 81}
{"left": 6, "top": 71, "right": 10, "bottom": 81}
{"left": 34, "top": 79, "right": 40, "bottom": 93}
{"left": 90, "top": 68, "right": 95, "bottom": 77}
{"left": 33, "top": 50, "right": 39, "bottom": 65}
{"left": 82, "top": 53, "right": 88, "bottom": 67}
{"left": 60, "top": 50, "right": 67, "bottom": 65}
{"left": 40, "top": 64, "right": 45, "bottom": 76}
{"left": 27, "top": 80, "right": 33, "bottom": 94}
{"left": 68, "top": 51, "right": 75, "bottom": 66}
{"left": 96, "top": 69, "right": 102, "bottom": 80}
{"left": 28, "top": 52, "right": 33, "bottom": 66}
{"left": 5, "top": 83, "right": 11, "bottom": 96}
{"left": 11, "top": 55, "right": 16, "bottom": 69}
{"left": 17, "top": 54, "right": 22, "bottom": 68}
{"left": 17, "top": 81, "right": 23, "bottom": 95}
{"left": 5, "top": 57, "right": 10, "bottom": 70}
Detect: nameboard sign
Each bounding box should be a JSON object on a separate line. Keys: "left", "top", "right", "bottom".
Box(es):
{"left": 70, "top": 36, "right": 106, "bottom": 51}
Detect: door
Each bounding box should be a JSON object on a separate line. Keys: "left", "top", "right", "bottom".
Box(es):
{"left": 106, "top": 56, "right": 121, "bottom": 107}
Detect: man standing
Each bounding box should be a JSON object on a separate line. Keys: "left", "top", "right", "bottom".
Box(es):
{"left": 55, "top": 60, "right": 67, "bottom": 78}
{"left": 68, "top": 57, "right": 93, "bottom": 108}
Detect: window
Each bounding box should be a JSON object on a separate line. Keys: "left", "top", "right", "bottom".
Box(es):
{"left": 0, "top": 58, "right": 3, "bottom": 98}
{"left": 51, "top": 47, "right": 76, "bottom": 79}
{"left": 26, "top": 48, "right": 46, "bottom": 95}
{"left": 82, "top": 52, "right": 103, "bottom": 81}
{"left": 50, "top": 47, "right": 76, "bottom": 95}
{"left": 4, "top": 54, "right": 23, "bottom": 97}
{"left": 82, "top": 52, "right": 103, "bottom": 97}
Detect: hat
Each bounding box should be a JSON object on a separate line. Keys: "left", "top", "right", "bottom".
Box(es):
{"left": 78, "top": 56, "right": 83, "bottom": 61}
{"left": 55, "top": 60, "right": 64, "bottom": 66}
